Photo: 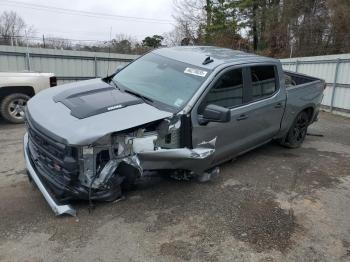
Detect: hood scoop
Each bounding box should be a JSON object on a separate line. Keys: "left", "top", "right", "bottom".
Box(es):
{"left": 53, "top": 84, "right": 142, "bottom": 119}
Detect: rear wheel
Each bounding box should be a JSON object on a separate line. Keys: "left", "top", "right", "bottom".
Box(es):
{"left": 281, "top": 111, "right": 309, "bottom": 148}
{"left": 0, "top": 93, "right": 30, "bottom": 124}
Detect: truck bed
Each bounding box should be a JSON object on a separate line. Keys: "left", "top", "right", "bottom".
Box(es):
{"left": 284, "top": 70, "right": 322, "bottom": 89}
{"left": 279, "top": 71, "right": 325, "bottom": 135}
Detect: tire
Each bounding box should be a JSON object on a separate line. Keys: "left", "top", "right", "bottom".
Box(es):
{"left": 281, "top": 111, "right": 309, "bottom": 148}
{"left": 117, "top": 162, "right": 140, "bottom": 191}
{"left": 0, "top": 93, "right": 30, "bottom": 124}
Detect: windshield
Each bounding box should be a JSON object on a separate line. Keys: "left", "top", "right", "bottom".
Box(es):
{"left": 113, "top": 52, "right": 211, "bottom": 111}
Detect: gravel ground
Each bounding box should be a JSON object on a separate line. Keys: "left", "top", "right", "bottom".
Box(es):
{"left": 0, "top": 111, "right": 349, "bottom": 262}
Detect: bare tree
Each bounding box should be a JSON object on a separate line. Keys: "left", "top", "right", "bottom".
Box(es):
{"left": 163, "top": 25, "right": 186, "bottom": 46}
{"left": 172, "top": 0, "right": 207, "bottom": 43}
{"left": 0, "top": 11, "right": 35, "bottom": 46}
{"left": 110, "top": 34, "right": 138, "bottom": 53}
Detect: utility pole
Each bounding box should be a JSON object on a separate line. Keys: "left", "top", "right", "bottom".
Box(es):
{"left": 25, "top": 30, "right": 31, "bottom": 71}
{"left": 43, "top": 34, "right": 46, "bottom": 48}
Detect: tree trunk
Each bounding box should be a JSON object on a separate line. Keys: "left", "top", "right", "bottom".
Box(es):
{"left": 205, "top": 0, "right": 212, "bottom": 43}
{"left": 252, "top": 1, "right": 258, "bottom": 51}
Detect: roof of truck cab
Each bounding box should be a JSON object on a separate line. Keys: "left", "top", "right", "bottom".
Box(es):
{"left": 153, "top": 46, "right": 279, "bottom": 70}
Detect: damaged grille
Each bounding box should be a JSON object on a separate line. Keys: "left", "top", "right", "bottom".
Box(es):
{"left": 27, "top": 123, "right": 79, "bottom": 178}
{"left": 28, "top": 125, "right": 66, "bottom": 160}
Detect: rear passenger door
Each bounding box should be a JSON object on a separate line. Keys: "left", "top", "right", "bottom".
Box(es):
{"left": 241, "top": 64, "right": 285, "bottom": 148}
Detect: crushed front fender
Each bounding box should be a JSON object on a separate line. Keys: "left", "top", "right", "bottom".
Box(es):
{"left": 137, "top": 138, "right": 217, "bottom": 174}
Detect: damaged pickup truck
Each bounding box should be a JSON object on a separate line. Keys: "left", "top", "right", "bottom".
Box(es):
{"left": 23, "top": 46, "right": 325, "bottom": 216}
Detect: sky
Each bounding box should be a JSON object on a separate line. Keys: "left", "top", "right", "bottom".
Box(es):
{"left": 1, "top": 0, "right": 176, "bottom": 42}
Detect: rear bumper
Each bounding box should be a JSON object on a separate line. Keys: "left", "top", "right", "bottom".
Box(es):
{"left": 23, "top": 133, "right": 76, "bottom": 216}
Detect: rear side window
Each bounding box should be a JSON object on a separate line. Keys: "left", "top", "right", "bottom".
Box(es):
{"left": 201, "top": 68, "right": 243, "bottom": 109}
{"left": 250, "top": 66, "right": 277, "bottom": 100}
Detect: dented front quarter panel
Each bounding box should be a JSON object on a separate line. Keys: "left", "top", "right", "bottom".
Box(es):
{"left": 77, "top": 114, "right": 217, "bottom": 193}
{"left": 105, "top": 119, "right": 217, "bottom": 176}
{"left": 137, "top": 138, "right": 216, "bottom": 174}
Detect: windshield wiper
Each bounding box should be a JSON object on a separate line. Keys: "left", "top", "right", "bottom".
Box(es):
{"left": 123, "top": 89, "right": 154, "bottom": 104}
{"left": 110, "top": 78, "right": 120, "bottom": 89}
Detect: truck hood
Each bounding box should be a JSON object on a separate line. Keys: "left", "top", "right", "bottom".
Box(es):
{"left": 26, "top": 78, "right": 173, "bottom": 145}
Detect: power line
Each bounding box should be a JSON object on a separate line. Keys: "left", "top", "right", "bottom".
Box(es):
{"left": 0, "top": 35, "right": 115, "bottom": 43}
{"left": 0, "top": 0, "right": 175, "bottom": 25}
{"left": 31, "top": 29, "right": 151, "bottom": 40}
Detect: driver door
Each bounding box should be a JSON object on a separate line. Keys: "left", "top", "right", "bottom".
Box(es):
{"left": 191, "top": 66, "right": 254, "bottom": 164}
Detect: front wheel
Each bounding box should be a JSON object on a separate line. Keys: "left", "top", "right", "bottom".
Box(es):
{"left": 0, "top": 93, "right": 30, "bottom": 124}
{"left": 281, "top": 111, "right": 309, "bottom": 148}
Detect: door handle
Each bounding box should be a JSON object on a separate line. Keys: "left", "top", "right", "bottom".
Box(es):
{"left": 274, "top": 102, "right": 282, "bottom": 108}
{"left": 236, "top": 114, "right": 248, "bottom": 121}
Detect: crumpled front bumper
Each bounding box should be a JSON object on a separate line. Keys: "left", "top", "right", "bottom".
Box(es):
{"left": 23, "top": 130, "right": 217, "bottom": 216}
{"left": 23, "top": 133, "right": 76, "bottom": 216}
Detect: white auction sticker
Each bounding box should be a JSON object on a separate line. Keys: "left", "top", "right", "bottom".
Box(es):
{"left": 184, "top": 67, "right": 208, "bottom": 77}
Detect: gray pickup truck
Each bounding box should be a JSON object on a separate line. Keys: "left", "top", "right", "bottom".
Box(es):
{"left": 23, "top": 46, "right": 325, "bottom": 215}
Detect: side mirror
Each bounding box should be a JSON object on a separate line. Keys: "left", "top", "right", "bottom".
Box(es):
{"left": 198, "top": 104, "right": 231, "bottom": 125}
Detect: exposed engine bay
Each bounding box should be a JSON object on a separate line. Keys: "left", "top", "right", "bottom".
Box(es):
{"left": 78, "top": 115, "right": 217, "bottom": 202}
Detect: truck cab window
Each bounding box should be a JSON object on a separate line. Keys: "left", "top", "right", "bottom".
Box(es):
{"left": 250, "top": 65, "right": 277, "bottom": 100}
{"left": 201, "top": 68, "right": 243, "bottom": 110}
